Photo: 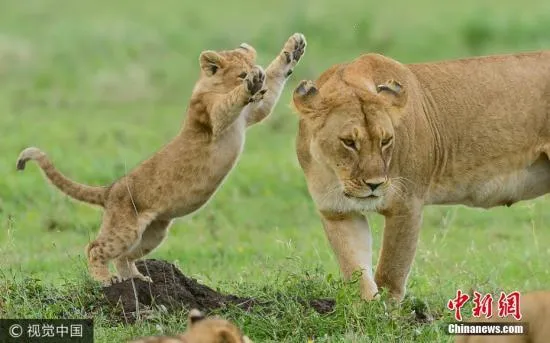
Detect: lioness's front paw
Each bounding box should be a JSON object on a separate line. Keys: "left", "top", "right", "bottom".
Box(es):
{"left": 281, "top": 33, "right": 307, "bottom": 77}
{"left": 244, "top": 65, "right": 266, "bottom": 99}
{"left": 360, "top": 279, "right": 380, "bottom": 301}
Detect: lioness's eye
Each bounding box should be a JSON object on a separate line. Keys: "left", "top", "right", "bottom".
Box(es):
{"left": 341, "top": 138, "right": 356, "bottom": 150}
{"left": 238, "top": 72, "right": 247, "bottom": 79}
{"left": 381, "top": 137, "right": 393, "bottom": 147}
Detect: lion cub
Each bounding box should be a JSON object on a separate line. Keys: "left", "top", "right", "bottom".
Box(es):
{"left": 128, "top": 309, "right": 252, "bottom": 343}
{"left": 17, "top": 33, "right": 306, "bottom": 286}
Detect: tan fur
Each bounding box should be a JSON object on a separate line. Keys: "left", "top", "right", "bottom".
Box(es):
{"left": 292, "top": 51, "right": 550, "bottom": 300}
{"left": 455, "top": 291, "right": 550, "bottom": 343}
{"left": 17, "top": 33, "right": 306, "bottom": 285}
{"left": 128, "top": 309, "right": 253, "bottom": 343}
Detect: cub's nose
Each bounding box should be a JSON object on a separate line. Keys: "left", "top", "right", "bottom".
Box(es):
{"left": 366, "top": 182, "right": 383, "bottom": 191}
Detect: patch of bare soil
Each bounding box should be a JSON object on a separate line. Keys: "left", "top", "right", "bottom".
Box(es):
{"left": 102, "top": 259, "right": 335, "bottom": 321}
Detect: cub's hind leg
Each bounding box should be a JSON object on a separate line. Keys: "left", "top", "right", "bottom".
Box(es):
{"left": 85, "top": 204, "right": 154, "bottom": 286}
{"left": 114, "top": 219, "right": 172, "bottom": 283}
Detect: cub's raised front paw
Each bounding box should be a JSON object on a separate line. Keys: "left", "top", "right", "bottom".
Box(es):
{"left": 281, "top": 33, "right": 307, "bottom": 77}
{"left": 248, "top": 88, "right": 267, "bottom": 103}
{"left": 244, "top": 65, "right": 266, "bottom": 101}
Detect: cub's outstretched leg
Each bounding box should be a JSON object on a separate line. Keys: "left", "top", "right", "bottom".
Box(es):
{"left": 246, "top": 33, "right": 307, "bottom": 126}
{"left": 114, "top": 219, "right": 172, "bottom": 281}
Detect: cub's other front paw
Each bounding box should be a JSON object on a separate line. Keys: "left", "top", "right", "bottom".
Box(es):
{"left": 248, "top": 88, "right": 267, "bottom": 103}
{"left": 281, "top": 33, "right": 307, "bottom": 77}
{"left": 244, "top": 65, "right": 266, "bottom": 102}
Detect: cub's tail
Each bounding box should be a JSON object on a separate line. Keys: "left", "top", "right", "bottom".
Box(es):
{"left": 16, "top": 147, "right": 107, "bottom": 207}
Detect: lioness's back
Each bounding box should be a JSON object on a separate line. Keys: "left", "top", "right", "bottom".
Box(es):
{"left": 407, "top": 51, "right": 550, "bottom": 112}
{"left": 404, "top": 50, "right": 550, "bottom": 163}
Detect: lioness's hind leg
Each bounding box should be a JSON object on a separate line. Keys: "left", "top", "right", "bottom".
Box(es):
{"left": 114, "top": 219, "right": 172, "bottom": 283}
{"left": 86, "top": 206, "right": 153, "bottom": 286}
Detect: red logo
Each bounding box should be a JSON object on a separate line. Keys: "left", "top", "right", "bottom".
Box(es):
{"left": 447, "top": 289, "right": 470, "bottom": 321}
{"left": 447, "top": 290, "right": 522, "bottom": 321}
{"left": 472, "top": 291, "right": 493, "bottom": 318}
{"left": 497, "top": 291, "right": 522, "bottom": 320}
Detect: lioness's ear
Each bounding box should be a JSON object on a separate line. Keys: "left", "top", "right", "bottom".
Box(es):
{"left": 292, "top": 80, "right": 320, "bottom": 117}
{"left": 238, "top": 43, "right": 257, "bottom": 60}
{"left": 199, "top": 51, "right": 225, "bottom": 76}
{"left": 188, "top": 309, "right": 205, "bottom": 326}
{"left": 376, "top": 79, "right": 407, "bottom": 108}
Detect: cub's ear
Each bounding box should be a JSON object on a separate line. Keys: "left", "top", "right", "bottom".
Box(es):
{"left": 376, "top": 79, "right": 407, "bottom": 108}
{"left": 199, "top": 51, "right": 225, "bottom": 76}
{"left": 238, "top": 43, "right": 257, "bottom": 60}
{"left": 292, "top": 80, "right": 320, "bottom": 117}
{"left": 214, "top": 327, "right": 243, "bottom": 343}
{"left": 188, "top": 309, "right": 206, "bottom": 327}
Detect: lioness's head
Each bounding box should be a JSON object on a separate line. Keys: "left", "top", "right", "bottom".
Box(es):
{"left": 293, "top": 54, "right": 410, "bottom": 213}
{"left": 196, "top": 43, "right": 258, "bottom": 92}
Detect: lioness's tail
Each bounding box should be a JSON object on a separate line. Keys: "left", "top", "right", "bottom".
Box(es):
{"left": 16, "top": 147, "right": 107, "bottom": 207}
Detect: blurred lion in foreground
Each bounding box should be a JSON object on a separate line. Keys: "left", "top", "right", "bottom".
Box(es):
{"left": 129, "top": 309, "right": 252, "bottom": 343}
{"left": 455, "top": 291, "right": 550, "bottom": 343}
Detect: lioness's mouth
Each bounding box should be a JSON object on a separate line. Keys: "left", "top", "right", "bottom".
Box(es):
{"left": 344, "top": 193, "right": 379, "bottom": 200}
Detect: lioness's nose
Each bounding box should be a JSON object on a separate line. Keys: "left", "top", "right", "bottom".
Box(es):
{"left": 366, "top": 182, "right": 383, "bottom": 191}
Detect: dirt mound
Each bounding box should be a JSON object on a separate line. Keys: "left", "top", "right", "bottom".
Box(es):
{"left": 102, "top": 259, "right": 335, "bottom": 320}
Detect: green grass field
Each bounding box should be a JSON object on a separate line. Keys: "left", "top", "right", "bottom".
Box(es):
{"left": 1, "top": 0, "right": 550, "bottom": 342}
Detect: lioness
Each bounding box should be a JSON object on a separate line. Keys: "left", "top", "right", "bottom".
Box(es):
{"left": 128, "top": 309, "right": 252, "bottom": 343}
{"left": 455, "top": 291, "right": 550, "bottom": 343}
{"left": 292, "top": 51, "right": 550, "bottom": 300}
{"left": 17, "top": 33, "right": 306, "bottom": 286}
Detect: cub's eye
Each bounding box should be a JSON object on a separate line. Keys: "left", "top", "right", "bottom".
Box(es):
{"left": 381, "top": 137, "right": 393, "bottom": 147}
{"left": 340, "top": 138, "right": 356, "bottom": 150}
{"left": 238, "top": 72, "right": 247, "bottom": 79}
